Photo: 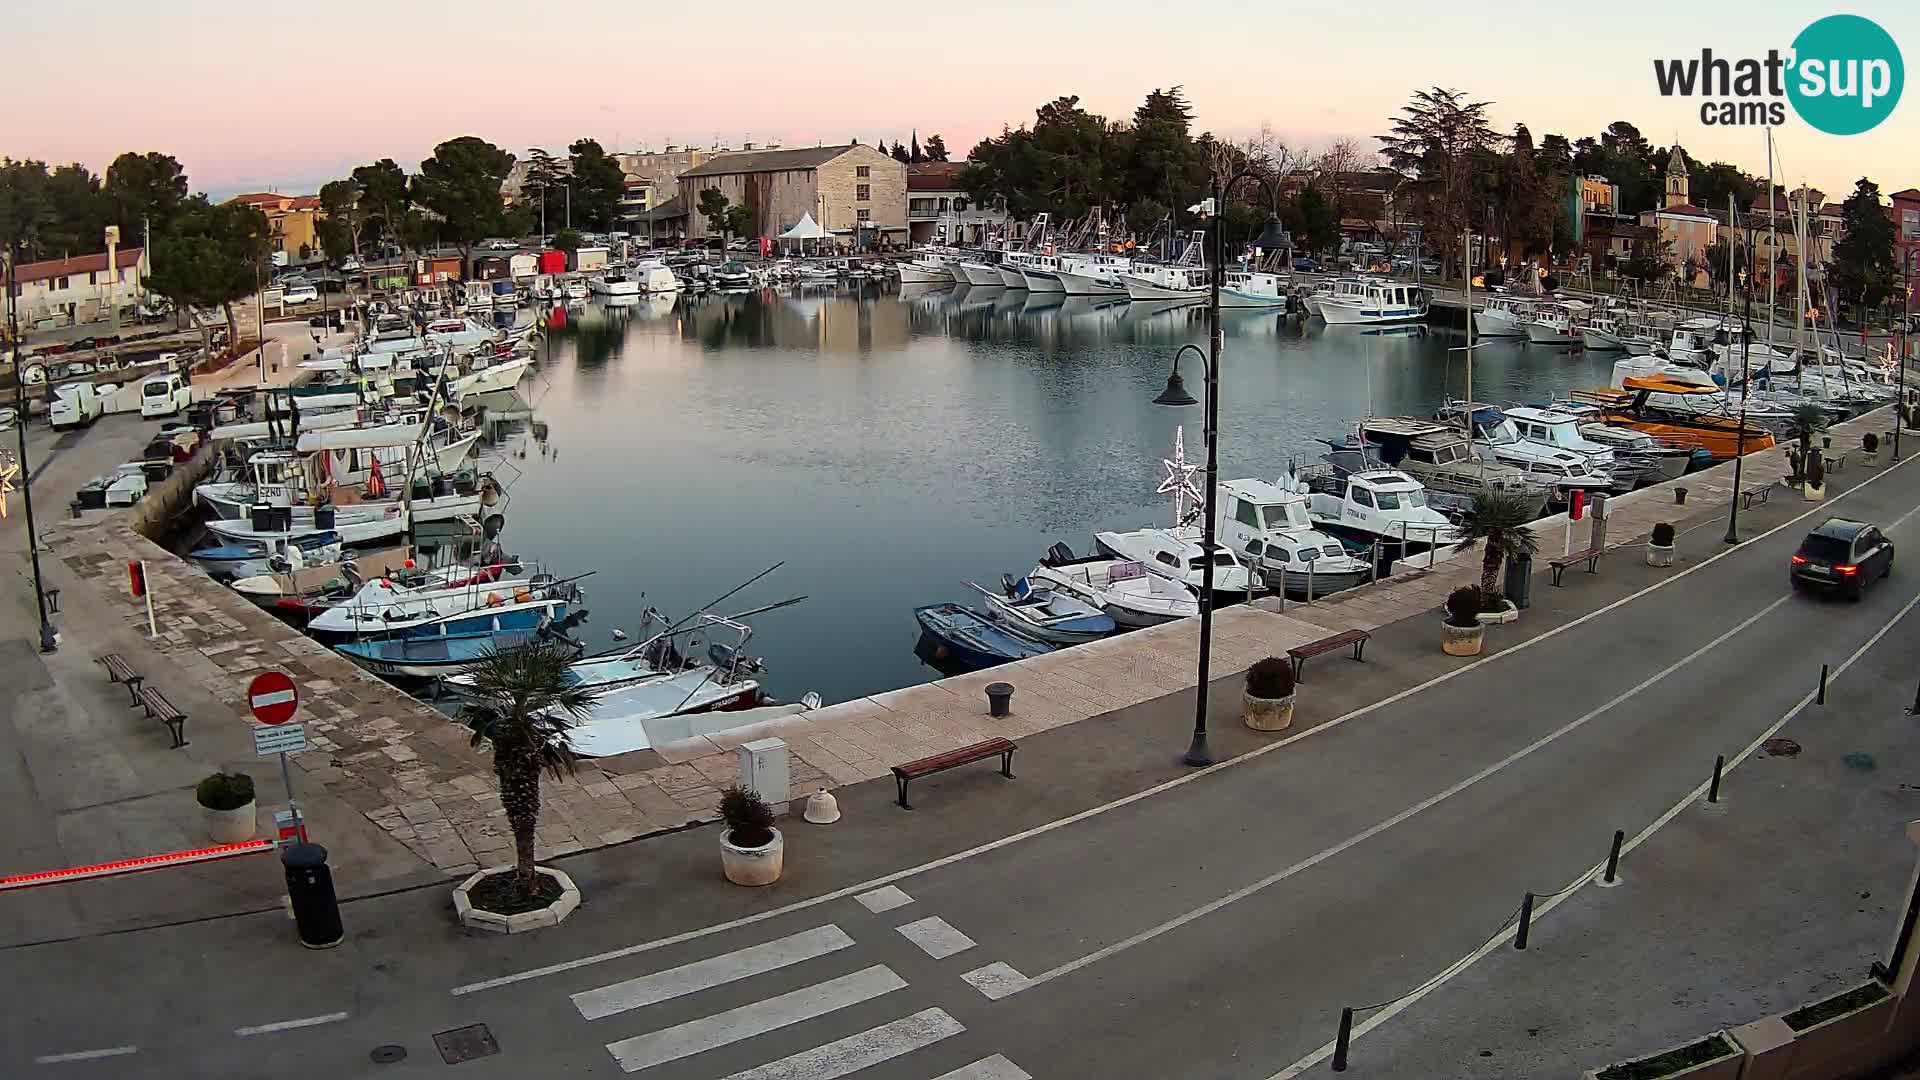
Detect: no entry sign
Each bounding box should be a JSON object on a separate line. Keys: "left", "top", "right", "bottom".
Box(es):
{"left": 247, "top": 672, "right": 300, "bottom": 725}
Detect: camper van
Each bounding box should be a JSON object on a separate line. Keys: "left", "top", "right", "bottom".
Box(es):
{"left": 139, "top": 372, "right": 191, "bottom": 418}
{"left": 50, "top": 382, "right": 104, "bottom": 429}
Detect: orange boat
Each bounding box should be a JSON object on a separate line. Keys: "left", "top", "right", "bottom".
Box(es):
{"left": 1572, "top": 377, "right": 1776, "bottom": 461}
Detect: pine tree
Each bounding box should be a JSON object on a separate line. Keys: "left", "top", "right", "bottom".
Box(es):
{"left": 910, "top": 130, "right": 923, "bottom": 163}
{"left": 1830, "top": 177, "right": 1898, "bottom": 316}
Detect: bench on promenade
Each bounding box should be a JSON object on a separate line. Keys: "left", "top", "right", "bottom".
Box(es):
{"left": 135, "top": 686, "right": 189, "bottom": 749}
{"left": 1549, "top": 548, "right": 1603, "bottom": 586}
{"left": 98, "top": 653, "right": 144, "bottom": 704}
{"left": 1287, "top": 629, "right": 1372, "bottom": 681}
{"left": 892, "top": 737, "right": 1016, "bottom": 810}
{"left": 1741, "top": 483, "right": 1773, "bottom": 510}
{"left": 1823, "top": 449, "right": 1849, "bottom": 473}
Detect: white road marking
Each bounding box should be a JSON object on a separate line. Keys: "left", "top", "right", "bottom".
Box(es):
{"left": 605, "top": 964, "right": 906, "bottom": 1073}
{"left": 234, "top": 1011, "right": 350, "bottom": 1037}
{"left": 573, "top": 925, "right": 855, "bottom": 1021}
{"left": 33, "top": 1046, "right": 138, "bottom": 1064}
{"left": 960, "top": 962, "right": 1029, "bottom": 1000}
{"left": 451, "top": 446, "right": 1913, "bottom": 998}
{"left": 715, "top": 1007, "right": 963, "bottom": 1080}
{"left": 1005, "top": 595, "right": 1791, "bottom": 997}
{"left": 855, "top": 885, "right": 914, "bottom": 913}
{"left": 895, "top": 916, "right": 976, "bottom": 960}
{"left": 1267, "top": 578, "right": 1920, "bottom": 1079}
{"left": 935, "top": 1054, "right": 1036, "bottom": 1080}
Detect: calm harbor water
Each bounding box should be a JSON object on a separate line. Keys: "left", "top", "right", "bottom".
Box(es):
{"left": 487, "top": 285, "right": 1614, "bottom": 705}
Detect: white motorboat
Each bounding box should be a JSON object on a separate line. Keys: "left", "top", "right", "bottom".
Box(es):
{"left": 1218, "top": 269, "right": 1291, "bottom": 309}
{"left": 1304, "top": 276, "right": 1375, "bottom": 317}
{"left": 1570, "top": 420, "right": 1695, "bottom": 484}
{"left": 634, "top": 261, "right": 683, "bottom": 293}
{"left": 1327, "top": 418, "right": 1552, "bottom": 518}
{"left": 1030, "top": 543, "right": 1199, "bottom": 628}
{"left": 590, "top": 271, "right": 641, "bottom": 297}
{"left": 190, "top": 530, "right": 343, "bottom": 581}
{"left": 1436, "top": 401, "right": 1617, "bottom": 495}
{"left": 205, "top": 503, "right": 410, "bottom": 546}
{"left": 896, "top": 256, "right": 954, "bottom": 285}
{"left": 364, "top": 317, "right": 499, "bottom": 354}
{"left": 1092, "top": 527, "right": 1260, "bottom": 598}
{"left": 1473, "top": 295, "right": 1533, "bottom": 337}
{"left": 306, "top": 572, "right": 570, "bottom": 641}
{"left": 1502, "top": 405, "right": 1632, "bottom": 489}
{"left": 1054, "top": 253, "right": 1132, "bottom": 296}
{"left": 1122, "top": 265, "right": 1209, "bottom": 303}
{"left": 1523, "top": 300, "right": 1590, "bottom": 347}
{"left": 953, "top": 259, "right": 1006, "bottom": 287}
{"left": 448, "top": 356, "right": 533, "bottom": 399}
{"left": 1216, "top": 478, "right": 1372, "bottom": 597}
{"left": 1318, "top": 279, "right": 1429, "bottom": 325}
{"left": 1580, "top": 314, "right": 1632, "bottom": 351}
{"left": 967, "top": 575, "right": 1116, "bottom": 645}
{"left": 564, "top": 277, "right": 591, "bottom": 301}
{"left": 1297, "top": 467, "right": 1466, "bottom": 564}
{"left": 295, "top": 422, "right": 482, "bottom": 483}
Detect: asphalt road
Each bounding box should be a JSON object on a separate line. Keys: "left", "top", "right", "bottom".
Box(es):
{"left": 8, "top": 454, "right": 1920, "bottom": 1078}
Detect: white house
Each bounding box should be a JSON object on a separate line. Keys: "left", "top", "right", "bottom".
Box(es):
{"left": 9, "top": 247, "right": 149, "bottom": 328}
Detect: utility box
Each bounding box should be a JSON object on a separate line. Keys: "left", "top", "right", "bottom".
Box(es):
{"left": 1590, "top": 493, "right": 1610, "bottom": 550}
{"left": 1504, "top": 553, "right": 1533, "bottom": 610}
{"left": 738, "top": 738, "right": 790, "bottom": 813}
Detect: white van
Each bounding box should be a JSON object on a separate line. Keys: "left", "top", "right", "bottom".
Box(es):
{"left": 50, "top": 383, "right": 103, "bottom": 429}
{"left": 139, "top": 372, "right": 191, "bottom": 418}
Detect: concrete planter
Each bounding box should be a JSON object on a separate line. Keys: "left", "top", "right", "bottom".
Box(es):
{"left": 1583, "top": 1031, "right": 1743, "bottom": 1080}
{"left": 1777, "top": 980, "right": 1895, "bottom": 1079}
{"left": 1804, "top": 482, "right": 1826, "bottom": 502}
{"left": 1441, "top": 620, "right": 1484, "bottom": 656}
{"left": 204, "top": 800, "right": 257, "bottom": 844}
{"left": 1863, "top": 451, "right": 1881, "bottom": 468}
{"left": 453, "top": 866, "right": 581, "bottom": 934}
{"left": 721, "top": 826, "right": 784, "bottom": 886}
{"left": 1647, "top": 544, "right": 1676, "bottom": 568}
{"left": 1476, "top": 600, "right": 1519, "bottom": 625}
{"left": 1243, "top": 691, "right": 1296, "bottom": 732}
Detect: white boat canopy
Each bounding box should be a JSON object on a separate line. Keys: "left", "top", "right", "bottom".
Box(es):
{"left": 777, "top": 213, "right": 829, "bottom": 240}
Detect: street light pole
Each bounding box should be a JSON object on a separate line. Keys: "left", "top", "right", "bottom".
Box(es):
{"left": 5, "top": 241, "right": 58, "bottom": 652}
{"left": 1726, "top": 206, "right": 1753, "bottom": 545}
{"left": 1899, "top": 252, "right": 1912, "bottom": 463}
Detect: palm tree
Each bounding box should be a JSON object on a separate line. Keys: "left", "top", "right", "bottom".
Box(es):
{"left": 1456, "top": 488, "right": 1542, "bottom": 600}
{"left": 1788, "top": 402, "right": 1829, "bottom": 481}
{"left": 457, "top": 643, "right": 602, "bottom": 894}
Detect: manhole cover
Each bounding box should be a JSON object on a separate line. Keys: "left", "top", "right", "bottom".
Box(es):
{"left": 433, "top": 1024, "right": 499, "bottom": 1064}
{"left": 1763, "top": 737, "right": 1802, "bottom": 757}
{"left": 370, "top": 1045, "right": 407, "bottom": 1064}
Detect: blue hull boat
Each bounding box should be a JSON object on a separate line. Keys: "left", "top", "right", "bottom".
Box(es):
{"left": 190, "top": 530, "right": 341, "bottom": 581}
{"left": 335, "top": 599, "right": 585, "bottom": 678}
{"left": 913, "top": 603, "right": 1052, "bottom": 673}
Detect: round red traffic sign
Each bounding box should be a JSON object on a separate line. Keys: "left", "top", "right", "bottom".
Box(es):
{"left": 247, "top": 671, "right": 300, "bottom": 725}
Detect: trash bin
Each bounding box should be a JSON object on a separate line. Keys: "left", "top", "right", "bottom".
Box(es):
{"left": 1503, "top": 552, "right": 1534, "bottom": 610}
{"left": 282, "top": 842, "right": 344, "bottom": 949}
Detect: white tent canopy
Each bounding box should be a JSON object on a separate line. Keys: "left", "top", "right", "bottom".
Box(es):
{"left": 777, "top": 213, "right": 829, "bottom": 240}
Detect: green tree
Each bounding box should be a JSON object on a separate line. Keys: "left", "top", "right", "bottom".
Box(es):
{"left": 1622, "top": 231, "right": 1674, "bottom": 285}
{"left": 724, "top": 205, "right": 754, "bottom": 242}
{"left": 1689, "top": 161, "right": 1764, "bottom": 221}
{"left": 455, "top": 643, "right": 602, "bottom": 896}
{"left": 410, "top": 137, "right": 515, "bottom": 262}
{"left": 552, "top": 228, "right": 582, "bottom": 254}
{"left": 0, "top": 159, "right": 56, "bottom": 259}
{"left": 1829, "top": 177, "right": 1898, "bottom": 317}
{"left": 1455, "top": 488, "right": 1541, "bottom": 601}
{"left": 1283, "top": 183, "right": 1339, "bottom": 255}
{"left": 890, "top": 141, "right": 910, "bottom": 164}
{"left": 923, "top": 133, "right": 949, "bottom": 162}
{"left": 351, "top": 159, "right": 410, "bottom": 248}
{"left": 697, "top": 188, "right": 732, "bottom": 240}
{"left": 909, "top": 131, "right": 923, "bottom": 163}
{"left": 103, "top": 151, "right": 189, "bottom": 238}
{"left": 567, "top": 138, "right": 625, "bottom": 232}
{"left": 315, "top": 179, "right": 366, "bottom": 262}
{"left": 1377, "top": 88, "right": 1498, "bottom": 277}
{"left": 144, "top": 197, "right": 271, "bottom": 338}
{"left": 522, "top": 147, "right": 567, "bottom": 233}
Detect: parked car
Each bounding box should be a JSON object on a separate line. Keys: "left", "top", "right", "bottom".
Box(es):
{"left": 337, "top": 257, "right": 361, "bottom": 272}
{"left": 139, "top": 371, "right": 191, "bottom": 419}
{"left": 1292, "top": 257, "right": 1320, "bottom": 273}
{"left": 281, "top": 282, "right": 319, "bottom": 305}
{"left": 50, "top": 382, "right": 103, "bottom": 430}
{"left": 484, "top": 238, "right": 518, "bottom": 250}
{"left": 1790, "top": 518, "right": 1894, "bottom": 599}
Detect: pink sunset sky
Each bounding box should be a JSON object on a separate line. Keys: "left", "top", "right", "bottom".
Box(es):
{"left": 9, "top": 0, "right": 1917, "bottom": 199}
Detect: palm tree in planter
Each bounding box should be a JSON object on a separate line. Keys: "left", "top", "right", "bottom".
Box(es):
{"left": 456, "top": 642, "right": 602, "bottom": 915}
{"left": 1862, "top": 431, "right": 1880, "bottom": 468}
{"left": 1455, "top": 489, "right": 1540, "bottom": 623}
{"left": 1789, "top": 403, "right": 1829, "bottom": 488}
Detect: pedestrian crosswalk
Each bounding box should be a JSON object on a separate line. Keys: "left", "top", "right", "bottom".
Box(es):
{"left": 571, "top": 909, "right": 1032, "bottom": 1077}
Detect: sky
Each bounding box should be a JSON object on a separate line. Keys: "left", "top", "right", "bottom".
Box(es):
{"left": 8, "top": 0, "right": 1919, "bottom": 200}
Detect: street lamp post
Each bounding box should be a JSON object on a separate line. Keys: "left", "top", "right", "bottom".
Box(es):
{"left": 1899, "top": 252, "right": 1913, "bottom": 463}
{"left": 1726, "top": 218, "right": 1756, "bottom": 545}
{"left": 1153, "top": 165, "right": 1278, "bottom": 767}
{"left": 5, "top": 241, "right": 59, "bottom": 652}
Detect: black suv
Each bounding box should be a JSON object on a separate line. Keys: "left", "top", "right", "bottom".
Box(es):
{"left": 1791, "top": 518, "right": 1894, "bottom": 599}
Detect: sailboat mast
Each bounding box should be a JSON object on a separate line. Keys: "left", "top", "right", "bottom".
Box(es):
{"left": 1464, "top": 230, "right": 1473, "bottom": 412}
{"left": 1766, "top": 128, "right": 1777, "bottom": 352}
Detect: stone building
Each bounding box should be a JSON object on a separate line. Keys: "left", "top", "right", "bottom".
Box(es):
{"left": 677, "top": 144, "right": 907, "bottom": 249}
{"left": 906, "top": 162, "right": 1007, "bottom": 246}
{"left": 1636, "top": 146, "right": 1718, "bottom": 287}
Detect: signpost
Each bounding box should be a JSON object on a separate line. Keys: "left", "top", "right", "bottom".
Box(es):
{"left": 248, "top": 672, "right": 307, "bottom": 844}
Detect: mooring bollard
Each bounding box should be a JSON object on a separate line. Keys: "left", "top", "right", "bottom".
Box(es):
{"left": 1818, "top": 663, "right": 1830, "bottom": 705}
{"left": 1515, "top": 891, "right": 1535, "bottom": 950}
{"left": 1603, "top": 829, "right": 1625, "bottom": 885}
{"left": 1708, "top": 754, "right": 1725, "bottom": 803}
{"left": 1332, "top": 1006, "right": 1354, "bottom": 1072}
{"left": 1909, "top": 674, "right": 1920, "bottom": 716}
{"left": 985, "top": 682, "right": 1014, "bottom": 719}
{"left": 1675, "top": 486, "right": 1688, "bottom": 505}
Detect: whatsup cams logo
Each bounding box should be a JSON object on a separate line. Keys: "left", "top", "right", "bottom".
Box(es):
{"left": 1653, "top": 14, "right": 1903, "bottom": 133}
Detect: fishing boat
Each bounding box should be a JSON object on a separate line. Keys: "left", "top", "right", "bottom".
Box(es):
{"left": 967, "top": 575, "right": 1116, "bottom": 645}
{"left": 333, "top": 595, "right": 586, "bottom": 678}
{"left": 1524, "top": 300, "right": 1590, "bottom": 347}
{"left": 1030, "top": 543, "right": 1199, "bottom": 628}
{"left": 1216, "top": 477, "right": 1372, "bottom": 597}
{"left": 1304, "top": 277, "right": 1371, "bottom": 317}
{"left": 447, "top": 355, "right": 533, "bottom": 399}
{"left": 1122, "top": 230, "right": 1210, "bottom": 302}
{"left": 305, "top": 570, "right": 574, "bottom": 642}
{"left": 1473, "top": 295, "right": 1534, "bottom": 337}
{"left": 1218, "top": 269, "right": 1291, "bottom": 309}
{"left": 949, "top": 258, "right": 1004, "bottom": 287}
{"left": 1054, "top": 253, "right": 1133, "bottom": 296}
{"left": 913, "top": 603, "right": 1052, "bottom": 672}
{"left": 1580, "top": 314, "right": 1632, "bottom": 351}
{"left": 189, "top": 530, "right": 342, "bottom": 581}
{"left": 1317, "top": 279, "right": 1429, "bottom": 326}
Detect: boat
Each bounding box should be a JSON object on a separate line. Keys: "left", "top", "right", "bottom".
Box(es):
{"left": 967, "top": 575, "right": 1116, "bottom": 645}
{"left": 1572, "top": 377, "right": 1778, "bottom": 460}
{"left": 447, "top": 356, "right": 533, "bottom": 399}
{"left": 365, "top": 317, "right": 500, "bottom": 354}
{"left": 1054, "top": 253, "right": 1132, "bottom": 296}
{"left": 1580, "top": 314, "right": 1632, "bottom": 351}
{"left": 1318, "top": 279, "right": 1429, "bottom": 326}
{"left": 590, "top": 271, "right": 641, "bottom": 297}
{"left": 1327, "top": 418, "right": 1552, "bottom": 516}
{"left": 1473, "top": 295, "right": 1534, "bottom": 337}
{"left": 1567, "top": 419, "right": 1695, "bottom": 485}
{"left": 953, "top": 259, "right": 1007, "bottom": 287}
{"left": 295, "top": 421, "right": 482, "bottom": 483}
{"left": 713, "top": 261, "right": 753, "bottom": 288}
{"left": 1122, "top": 231, "right": 1211, "bottom": 303}
{"left": 304, "top": 570, "right": 573, "bottom": 642}
{"left": 1216, "top": 477, "right": 1372, "bottom": 597}
{"left": 1012, "top": 252, "right": 1065, "bottom": 293}
{"left": 564, "top": 277, "right": 590, "bottom": 301}
{"left": 189, "top": 530, "right": 342, "bottom": 581}
{"left": 1523, "top": 300, "right": 1590, "bottom": 347}
{"left": 995, "top": 260, "right": 1029, "bottom": 289}
{"left": 1296, "top": 467, "right": 1467, "bottom": 564}
{"left": 1304, "top": 277, "right": 1373, "bottom": 317}
{"left": 1218, "top": 269, "right": 1291, "bottom": 309}
{"left": 1435, "top": 402, "right": 1618, "bottom": 496}
{"left": 1092, "top": 527, "right": 1260, "bottom": 599}
{"left": 334, "top": 600, "right": 586, "bottom": 679}
{"left": 1030, "top": 543, "right": 1199, "bottom": 628}
{"left": 1501, "top": 405, "right": 1636, "bottom": 490}
{"left": 489, "top": 279, "right": 519, "bottom": 308}
{"left": 913, "top": 603, "right": 1053, "bottom": 672}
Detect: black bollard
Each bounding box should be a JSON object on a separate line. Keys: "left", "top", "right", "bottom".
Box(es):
{"left": 1910, "top": 675, "right": 1920, "bottom": 716}
{"left": 1708, "top": 754, "right": 1725, "bottom": 803}
{"left": 1515, "top": 892, "right": 1535, "bottom": 950}
{"left": 985, "top": 682, "right": 1014, "bottom": 719}
{"left": 282, "top": 843, "right": 344, "bottom": 949}
{"left": 1603, "top": 829, "right": 1625, "bottom": 885}
{"left": 1332, "top": 1007, "right": 1354, "bottom": 1072}
{"left": 1818, "top": 663, "right": 1830, "bottom": 705}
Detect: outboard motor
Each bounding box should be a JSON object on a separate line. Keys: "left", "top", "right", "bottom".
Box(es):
{"left": 342, "top": 560, "right": 363, "bottom": 590}
{"left": 1001, "top": 573, "right": 1019, "bottom": 597}
{"left": 1045, "top": 542, "right": 1075, "bottom": 565}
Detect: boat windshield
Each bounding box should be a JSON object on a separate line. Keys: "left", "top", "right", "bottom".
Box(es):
{"left": 1373, "top": 488, "right": 1424, "bottom": 510}
{"left": 1261, "top": 502, "right": 1308, "bottom": 529}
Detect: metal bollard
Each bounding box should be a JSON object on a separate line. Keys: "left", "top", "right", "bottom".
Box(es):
{"left": 282, "top": 843, "right": 344, "bottom": 949}
{"left": 1602, "top": 829, "right": 1625, "bottom": 885}
{"left": 1515, "top": 892, "right": 1535, "bottom": 950}
{"left": 1818, "top": 663, "right": 1829, "bottom": 705}
{"left": 1332, "top": 1006, "right": 1354, "bottom": 1072}
{"left": 985, "top": 682, "right": 1014, "bottom": 719}
{"left": 1708, "top": 754, "right": 1725, "bottom": 803}
{"left": 1909, "top": 675, "right": 1920, "bottom": 716}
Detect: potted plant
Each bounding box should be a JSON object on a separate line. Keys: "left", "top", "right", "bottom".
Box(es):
{"left": 1804, "top": 449, "right": 1826, "bottom": 501}
{"left": 1862, "top": 431, "right": 1880, "bottom": 467}
{"left": 450, "top": 642, "right": 601, "bottom": 932}
{"left": 1647, "top": 522, "right": 1677, "bottom": 567}
{"left": 1243, "top": 657, "right": 1296, "bottom": 732}
{"left": 720, "top": 785, "right": 784, "bottom": 886}
{"left": 197, "top": 771, "right": 257, "bottom": 843}
{"left": 1455, "top": 489, "right": 1536, "bottom": 623}
{"left": 1789, "top": 402, "right": 1828, "bottom": 483}
{"left": 1442, "top": 586, "right": 1486, "bottom": 656}
{"left": 1585, "top": 1031, "right": 1743, "bottom": 1080}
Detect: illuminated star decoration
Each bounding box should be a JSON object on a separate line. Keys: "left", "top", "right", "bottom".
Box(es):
{"left": 1157, "top": 426, "right": 1204, "bottom": 528}
{"left": 0, "top": 450, "right": 16, "bottom": 520}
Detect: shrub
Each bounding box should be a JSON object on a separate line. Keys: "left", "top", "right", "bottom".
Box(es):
{"left": 1864, "top": 432, "right": 1879, "bottom": 452}
{"left": 1445, "top": 586, "right": 1482, "bottom": 628}
{"left": 720, "top": 785, "right": 776, "bottom": 848}
{"left": 1245, "top": 657, "right": 1296, "bottom": 699}
{"left": 1651, "top": 522, "right": 1676, "bottom": 547}
{"left": 196, "top": 771, "right": 255, "bottom": 811}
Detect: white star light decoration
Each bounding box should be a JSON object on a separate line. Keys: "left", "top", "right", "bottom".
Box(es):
{"left": 1157, "top": 426, "right": 1204, "bottom": 527}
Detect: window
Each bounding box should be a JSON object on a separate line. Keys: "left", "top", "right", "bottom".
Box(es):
{"left": 1234, "top": 499, "right": 1260, "bottom": 528}
{"left": 1375, "top": 490, "right": 1402, "bottom": 510}
{"left": 55, "top": 275, "right": 69, "bottom": 290}
{"left": 855, "top": 165, "right": 870, "bottom": 178}
{"left": 1351, "top": 488, "right": 1374, "bottom": 509}
{"left": 1264, "top": 543, "right": 1289, "bottom": 563}
{"left": 856, "top": 184, "right": 870, "bottom": 201}
{"left": 1245, "top": 540, "right": 1265, "bottom": 557}
{"left": 939, "top": 198, "right": 951, "bottom": 211}
{"left": 1154, "top": 551, "right": 1179, "bottom": 567}
{"left": 1905, "top": 210, "right": 1919, "bottom": 239}
{"left": 1262, "top": 503, "right": 1303, "bottom": 530}
{"left": 88, "top": 271, "right": 97, "bottom": 285}
{"left": 857, "top": 209, "right": 871, "bottom": 223}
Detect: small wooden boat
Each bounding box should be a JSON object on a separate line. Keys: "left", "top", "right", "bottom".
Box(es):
{"left": 333, "top": 600, "right": 585, "bottom": 679}
{"left": 968, "top": 575, "right": 1116, "bottom": 645}
{"left": 913, "top": 603, "right": 1052, "bottom": 672}
{"left": 190, "top": 530, "right": 342, "bottom": 581}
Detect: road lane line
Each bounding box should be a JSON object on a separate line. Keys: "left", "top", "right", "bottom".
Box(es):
{"left": 573, "top": 925, "right": 855, "bottom": 1021}
{"left": 233, "top": 1011, "right": 350, "bottom": 1037}
{"left": 715, "top": 1007, "right": 963, "bottom": 1080}
{"left": 1006, "top": 596, "right": 1789, "bottom": 997}
{"left": 935, "top": 1054, "right": 1035, "bottom": 1080}
{"left": 451, "top": 449, "right": 1914, "bottom": 998}
{"left": 604, "top": 964, "right": 906, "bottom": 1073}
{"left": 960, "top": 962, "right": 1029, "bottom": 1000}
{"left": 33, "top": 1046, "right": 138, "bottom": 1064}
{"left": 855, "top": 886, "right": 914, "bottom": 913}
{"left": 1268, "top": 579, "right": 1920, "bottom": 1079}
{"left": 895, "top": 916, "right": 976, "bottom": 960}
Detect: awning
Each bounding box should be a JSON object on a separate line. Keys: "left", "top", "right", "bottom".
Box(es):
{"left": 777, "top": 213, "right": 829, "bottom": 240}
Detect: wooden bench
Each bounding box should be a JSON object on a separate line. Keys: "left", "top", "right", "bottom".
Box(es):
{"left": 1740, "top": 483, "right": 1774, "bottom": 510}
{"left": 1822, "top": 450, "right": 1849, "bottom": 473}
{"left": 1287, "top": 629, "right": 1372, "bottom": 680}
{"left": 135, "top": 686, "right": 188, "bottom": 749}
{"left": 1549, "top": 548, "right": 1603, "bottom": 586}
{"left": 893, "top": 737, "right": 1016, "bottom": 810}
{"left": 98, "top": 653, "right": 144, "bottom": 704}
